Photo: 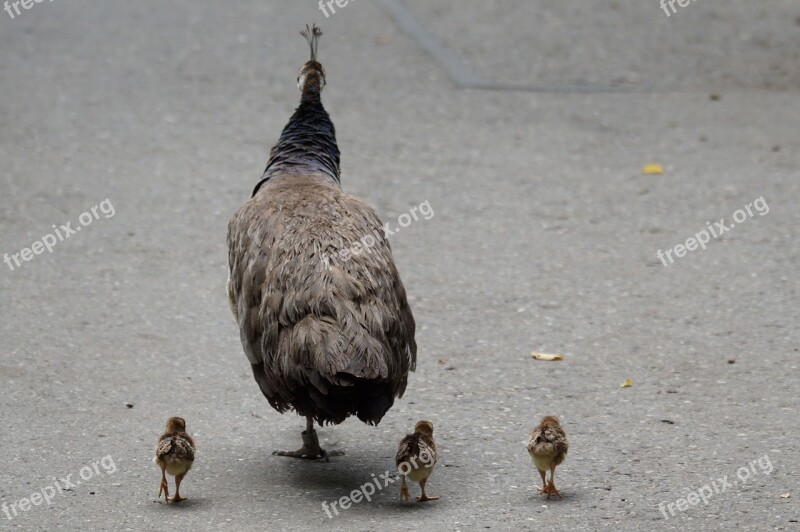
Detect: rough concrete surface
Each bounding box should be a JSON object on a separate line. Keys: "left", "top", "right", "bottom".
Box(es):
{"left": 0, "top": 1, "right": 798, "bottom": 530}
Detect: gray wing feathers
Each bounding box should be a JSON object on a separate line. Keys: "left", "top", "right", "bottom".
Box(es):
{"left": 227, "top": 177, "right": 416, "bottom": 407}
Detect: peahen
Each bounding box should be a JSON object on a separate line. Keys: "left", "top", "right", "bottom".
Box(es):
{"left": 226, "top": 25, "right": 417, "bottom": 459}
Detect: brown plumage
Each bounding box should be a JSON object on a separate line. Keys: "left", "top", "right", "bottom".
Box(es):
{"left": 153, "top": 417, "right": 195, "bottom": 503}
{"left": 527, "top": 416, "right": 568, "bottom": 499}
{"left": 227, "top": 24, "right": 416, "bottom": 460}
{"left": 396, "top": 421, "right": 438, "bottom": 502}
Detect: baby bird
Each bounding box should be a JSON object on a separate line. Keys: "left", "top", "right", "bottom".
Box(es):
{"left": 153, "top": 417, "right": 195, "bottom": 503}
{"left": 396, "top": 420, "right": 438, "bottom": 503}
{"left": 527, "top": 416, "right": 568, "bottom": 499}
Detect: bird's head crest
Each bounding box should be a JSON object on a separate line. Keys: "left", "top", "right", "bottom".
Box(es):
{"left": 297, "top": 24, "right": 326, "bottom": 95}
{"left": 300, "top": 24, "right": 322, "bottom": 62}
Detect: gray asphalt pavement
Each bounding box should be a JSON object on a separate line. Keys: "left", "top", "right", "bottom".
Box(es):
{"left": 1, "top": 1, "right": 799, "bottom": 530}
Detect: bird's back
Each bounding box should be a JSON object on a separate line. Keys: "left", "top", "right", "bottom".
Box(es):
{"left": 527, "top": 424, "right": 568, "bottom": 467}
{"left": 396, "top": 431, "right": 437, "bottom": 467}
{"left": 154, "top": 433, "right": 195, "bottom": 476}
{"left": 227, "top": 173, "right": 416, "bottom": 425}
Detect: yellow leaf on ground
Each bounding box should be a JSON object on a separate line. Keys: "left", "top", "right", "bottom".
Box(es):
{"left": 641, "top": 164, "right": 664, "bottom": 175}
{"left": 620, "top": 379, "right": 633, "bottom": 388}
{"left": 781, "top": 493, "right": 791, "bottom": 498}
{"left": 531, "top": 352, "right": 564, "bottom": 361}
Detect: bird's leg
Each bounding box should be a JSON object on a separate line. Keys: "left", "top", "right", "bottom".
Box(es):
{"left": 158, "top": 462, "right": 170, "bottom": 501}
{"left": 537, "top": 469, "right": 549, "bottom": 495}
{"left": 168, "top": 473, "right": 187, "bottom": 503}
{"left": 400, "top": 475, "right": 410, "bottom": 503}
{"left": 547, "top": 464, "right": 562, "bottom": 499}
{"left": 272, "top": 417, "right": 344, "bottom": 461}
{"left": 416, "top": 477, "right": 439, "bottom": 502}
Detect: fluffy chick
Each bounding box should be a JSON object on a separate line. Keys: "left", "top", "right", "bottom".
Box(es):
{"left": 153, "top": 417, "right": 195, "bottom": 503}
{"left": 396, "top": 420, "right": 438, "bottom": 503}
{"left": 527, "top": 416, "right": 568, "bottom": 499}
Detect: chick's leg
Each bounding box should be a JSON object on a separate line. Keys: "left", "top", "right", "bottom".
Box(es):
{"left": 168, "top": 473, "right": 187, "bottom": 503}
{"left": 416, "top": 477, "right": 439, "bottom": 502}
{"left": 547, "top": 464, "right": 562, "bottom": 499}
{"left": 400, "top": 475, "right": 410, "bottom": 503}
{"left": 537, "top": 469, "right": 549, "bottom": 495}
{"left": 158, "top": 462, "right": 169, "bottom": 501}
{"left": 273, "top": 417, "right": 344, "bottom": 461}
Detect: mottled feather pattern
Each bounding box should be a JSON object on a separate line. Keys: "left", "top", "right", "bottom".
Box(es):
{"left": 527, "top": 425, "right": 568, "bottom": 467}
{"left": 155, "top": 434, "right": 195, "bottom": 464}
{"left": 396, "top": 432, "right": 437, "bottom": 467}
{"left": 228, "top": 174, "right": 417, "bottom": 425}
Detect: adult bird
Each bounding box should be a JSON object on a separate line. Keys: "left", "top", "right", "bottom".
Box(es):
{"left": 227, "top": 25, "right": 417, "bottom": 460}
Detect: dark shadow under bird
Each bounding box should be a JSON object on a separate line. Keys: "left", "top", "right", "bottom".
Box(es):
{"left": 227, "top": 25, "right": 417, "bottom": 460}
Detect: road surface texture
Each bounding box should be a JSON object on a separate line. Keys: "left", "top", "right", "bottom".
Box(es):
{"left": 1, "top": 1, "right": 798, "bottom": 530}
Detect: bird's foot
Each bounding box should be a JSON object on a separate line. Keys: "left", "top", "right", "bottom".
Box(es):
{"left": 272, "top": 430, "right": 343, "bottom": 462}
{"left": 537, "top": 484, "right": 549, "bottom": 495}
{"left": 416, "top": 495, "right": 439, "bottom": 502}
{"left": 546, "top": 481, "right": 562, "bottom": 499}
{"left": 168, "top": 494, "right": 187, "bottom": 503}
{"left": 400, "top": 484, "right": 410, "bottom": 503}
{"left": 273, "top": 448, "right": 342, "bottom": 461}
{"left": 158, "top": 479, "right": 169, "bottom": 501}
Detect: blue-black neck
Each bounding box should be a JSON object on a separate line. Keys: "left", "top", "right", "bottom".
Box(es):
{"left": 252, "top": 91, "right": 341, "bottom": 196}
